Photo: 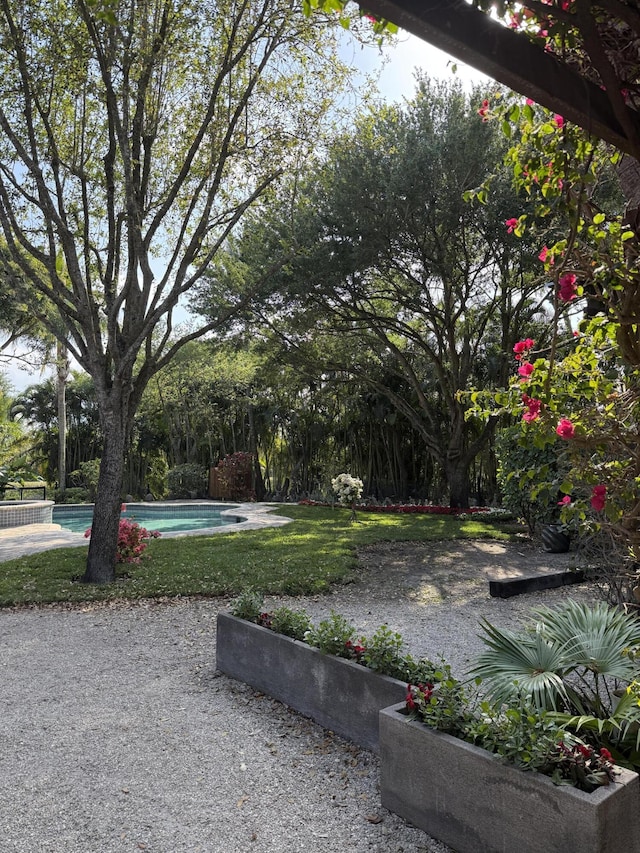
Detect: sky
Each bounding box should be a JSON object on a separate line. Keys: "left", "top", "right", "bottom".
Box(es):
{"left": 2, "top": 31, "right": 489, "bottom": 395}
{"left": 345, "top": 29, "right": 489, "bottom": 101}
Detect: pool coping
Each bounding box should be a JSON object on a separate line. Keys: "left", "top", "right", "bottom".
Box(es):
{"left": 0, "top": 501, "right": 294, "bottom": 561}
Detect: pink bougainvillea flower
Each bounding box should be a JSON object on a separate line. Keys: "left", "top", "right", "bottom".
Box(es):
{"left": 556, "top": 418, "right": 575, "bottom": 439}
{"left": 526, "top": 98, "right": 535, "bottom": 106}
{"left": 591, "top": 485, "right": 607, "bottom": 511}
{"left": 505, "top": 217, "right": 519, "bottom": 233}
{"left": 518, "top": 361, "right": 535, "bottom": 379}
{"left": 558, "top": 495, "right": 572, "bottom": 506}
{"left": 558, "top": 272, "right": 578, "bottom": 302}
{"left": 478, "top": 99, "right": 490, "bottom": 121}
{"left": 521, "top": 394, "right": 542, "bottom": 422}
{"left": 513, "top": 338, "right": 535, "bottom": 360}
{"left": 553, "top": 114, "right": 565, "bottom": 128}
{"left": 538, "top": 245, "right": 554, "bottom": 265}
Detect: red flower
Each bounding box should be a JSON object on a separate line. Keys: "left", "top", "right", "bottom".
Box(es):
{"left": 505, "top": 217, "right": 519, "bottom": 233}
{"left": 538, "top": 245, "right": 554, "bottom": 265}
{"left": 521, "top": 394, "right": 542, "bottom": 422}
{"left": 518, "top": 361, "right": 534, "bottom": 379}
{"left": 558, "top": 272, "right": 577, "bottom": 302}
{"left": 526, "top": 98, "right": 535, "bottom": 106}
{"left": 556, "top": 418, "right": 575, "bottom": 439}
{"left": 513, "top": 339, "right": 535, "bottom": 360}
{"left": 478, "top": 99, "right": 490, "bottom": 121}
{"left": 406, "top": 686, "right": 416, "bottom": 711}
{"left": 591, "top": 485, "right": 606, "bottom": 512}
{"left": 558, "top": 495, "right": 572, "bottom": 506}
{"left": 599, "top": 747, "right": 613, "bottom": 762}
{"left": 553, "top": 114, "right": 565, "bottom": 128}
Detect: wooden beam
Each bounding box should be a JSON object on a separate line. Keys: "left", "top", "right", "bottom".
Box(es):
{"left": 360, "top": 0, "right": 640, "bottom": 159}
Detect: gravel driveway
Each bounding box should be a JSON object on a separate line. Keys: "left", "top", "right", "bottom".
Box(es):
{"left": 1, "top": 540, "right": 599, "bottom": 853}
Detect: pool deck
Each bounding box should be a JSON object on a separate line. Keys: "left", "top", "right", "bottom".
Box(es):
{"left": 0, "top": 502, "right": 293, "bottom": 562}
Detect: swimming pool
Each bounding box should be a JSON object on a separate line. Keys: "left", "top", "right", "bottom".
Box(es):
{"left": 53, "top": 502, "right": 243, "bottom": 535}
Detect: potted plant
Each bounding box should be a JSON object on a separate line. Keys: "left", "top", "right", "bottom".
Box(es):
{"left": 216, "top": 593, "right": 445, "bottom": 752}
{"left": 379, "top": 600, "right": 640, "bottom": 853}
{"left": 380, "top": 699, "right": 639, "bottom": 853}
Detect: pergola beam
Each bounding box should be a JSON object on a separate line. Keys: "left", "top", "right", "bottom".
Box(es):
{"left": 360, "top": 0, "right": 640, "bottom": 159}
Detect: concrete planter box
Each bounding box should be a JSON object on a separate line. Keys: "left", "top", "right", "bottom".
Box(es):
{"left": 216, "top": 612, "right": 407, "bottom": 751}
{"left": 380, "top": 702, "right": 640, "bottom": 853}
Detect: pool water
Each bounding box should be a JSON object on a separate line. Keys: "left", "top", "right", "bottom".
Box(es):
{"left": 53, "top": 503, "right": 242, "bottom": 534}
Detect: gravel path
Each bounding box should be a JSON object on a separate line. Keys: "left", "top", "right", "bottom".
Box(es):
{"left": 1, "top": 539, "right": 599, "bottom": 853}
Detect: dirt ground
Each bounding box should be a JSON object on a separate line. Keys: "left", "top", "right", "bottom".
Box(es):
{"left": 349, "top": 537, "right": 580, "bottom": 605}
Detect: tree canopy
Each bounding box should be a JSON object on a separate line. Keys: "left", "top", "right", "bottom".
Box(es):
{"left": 195, "top": 78, "right": 553, "bottom": 506}
{"left": 0, "top": 0, "right": 353, "bottom": 581}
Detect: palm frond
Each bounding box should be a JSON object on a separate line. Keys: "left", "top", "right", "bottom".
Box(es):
{"left": 469, "top": 619, "right": 570, "bottom": 709}
{"left": 530, "top": 600, "right": 640, "bottom": 679}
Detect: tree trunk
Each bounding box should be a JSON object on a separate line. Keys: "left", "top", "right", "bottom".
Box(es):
{"left": 445, "top": 457, "right": 470, "bottom": 509}
{"left": 56, "top": 341, "right": 68, "bottom": 494}
{"left": 82, "top": 411, "right": 128, "bottom": 584}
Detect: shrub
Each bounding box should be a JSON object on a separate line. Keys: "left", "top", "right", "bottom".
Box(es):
{"left": 229, "top": 589, "right": 264, "bottom": 622}
{"left": 361, "top": 624, "right": 407, "bottom": 679}
{"left": 167, "top": 463, "right": 207, "bottom": 498}
{"left": 495, "top": 425, "right": 571, "bottom": 534}
{"left": 269, "top": 606, "right": 312, "bottom": 641}
{"left": 84, "top": 517, "right": 160, "bottom": 564}
{"left": 304, "top": 611, "right": 356, "bottom": 656}
{"left": 55, "top": 487, "right": 90, "bottom": 504}
{"left": 213, "top": 452, "right": 255, "bottom": 501}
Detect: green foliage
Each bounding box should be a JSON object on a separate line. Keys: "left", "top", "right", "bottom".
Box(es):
{"left": 304, "top": 611, "right": 355, "bottom": 656}
{"left": 548, "top": 681, "right": 640, "bottom": 770}
{"left": 495, "top": 425, "right": 570, "bottom": 534}
{"left": 469, "top": 599, "right": 640, "bottom": 768}
{"left": 269, "top": 606, "right": 312, "bottom": 641}
{"left": 229, "top": 589, "right": 264, "bottom": 622}
{"left": 145, "top": 452, "right": 168, "bottom": 499}
{"left": 69, "top": 458, "right": 101, "bottom": 501}
{"left": 196, "top": 77, "right": 549, "bottom": 508}
{"left": 55, "top": 487, "right": 90, "bottom": 504}
{"left": 361, "top": 624, "right": 406, "bottom": 677}
{"left": 167, "top": 463, "right": 207, "bottom": 498}
{"left": 406, "top": 676, "right": 474, "bottom": 738}
{"left": 467, "top": 699, "right": 563, "bottom": 773}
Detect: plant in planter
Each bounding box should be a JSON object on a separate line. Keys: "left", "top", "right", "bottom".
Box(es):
{"left": 380, "top": 601, "right": 640, "bottom": 852}
{"left": 469, "top": 599, "right": 640, "bottom": 767}
{"left": 221, "top": 596, "right": 448, "bottom": 751}
{"left": 380, "top": 697, "right": 639, "bottom": 853}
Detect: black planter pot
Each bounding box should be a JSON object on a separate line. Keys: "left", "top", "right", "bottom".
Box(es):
{"left": 542, "top": 524, "right": 571, "bottom": 553}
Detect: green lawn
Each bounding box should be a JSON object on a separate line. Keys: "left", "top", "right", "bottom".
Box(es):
{"left": 0, "top": 504, "right": 516, "bottom": 607}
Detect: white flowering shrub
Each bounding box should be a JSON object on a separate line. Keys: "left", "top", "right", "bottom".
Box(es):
{"left": 331, "top": 473, "right": 364, "bottom": 506}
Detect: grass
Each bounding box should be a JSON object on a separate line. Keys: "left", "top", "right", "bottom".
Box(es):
{"left": 0, "top": 504, "right": 516, "bottom": 607}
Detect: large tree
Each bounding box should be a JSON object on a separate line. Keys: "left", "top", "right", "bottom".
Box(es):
{"left": 0, "top": 0, "right": 352, "bottom": 582}
{"left": 198, "top": 78, "right": 551, "bottom": 506}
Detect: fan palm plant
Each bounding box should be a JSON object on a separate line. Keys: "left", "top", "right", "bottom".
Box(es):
{"left": 470, "top": 600, "right": 640, "bottom": 717}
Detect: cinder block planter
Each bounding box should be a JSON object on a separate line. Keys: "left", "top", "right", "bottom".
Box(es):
{"left": 216, "top": 612, "right": 407, "bottom": 751}
{"left": 379, "top": 702, "right": 640, "bottom": 853}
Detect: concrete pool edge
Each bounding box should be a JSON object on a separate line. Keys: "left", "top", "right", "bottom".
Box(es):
{"left": 0, "top": 502, "right": 294, "bottom": 562}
